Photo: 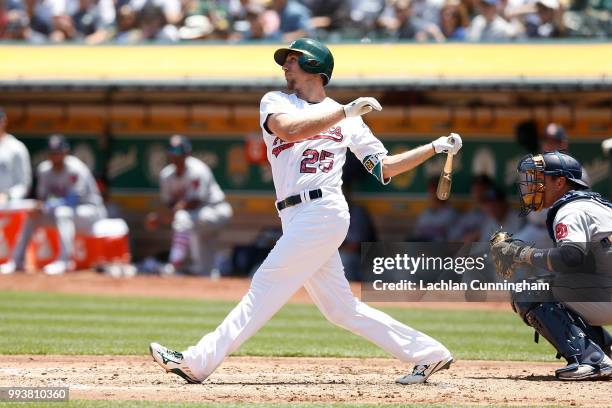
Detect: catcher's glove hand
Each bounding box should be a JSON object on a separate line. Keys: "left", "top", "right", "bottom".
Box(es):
{"left": 489, "top": 231, "right": 533, "bottom": 279}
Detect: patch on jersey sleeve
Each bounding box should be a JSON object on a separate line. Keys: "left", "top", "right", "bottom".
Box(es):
{"left": 362, "top": 153, "right": 390, "bottom": 185}
{"left": 555, "top": 223, "right": 569, "bottom": 240}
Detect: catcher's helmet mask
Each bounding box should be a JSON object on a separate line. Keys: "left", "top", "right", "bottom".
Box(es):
{"left": 517, "top": 151, "right": 588, "bottom": 216}
{"left": 274, "top": 38, "right": 334, "bottom": 86}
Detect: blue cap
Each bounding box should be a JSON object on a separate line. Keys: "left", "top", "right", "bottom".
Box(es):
{"left": 47, "top": 134, "right": 70, "bottom": 152}
{"left": 167, "top": 134, "right": 192, "bottom": 155}
{"left": 544, "top": 123, "right": 567, "bottom": 142}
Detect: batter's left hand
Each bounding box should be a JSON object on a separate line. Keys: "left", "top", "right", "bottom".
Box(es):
{"left": 432, "top": 133, "right": 462, "bottom": 155}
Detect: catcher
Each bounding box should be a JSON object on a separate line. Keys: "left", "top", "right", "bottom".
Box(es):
{"left": 489, "top": 151, "right": 612, "bottom": 381}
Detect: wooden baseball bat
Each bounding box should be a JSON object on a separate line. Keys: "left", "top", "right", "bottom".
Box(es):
{"left": 436, "top": 152, "right": 454, "bottom": 201}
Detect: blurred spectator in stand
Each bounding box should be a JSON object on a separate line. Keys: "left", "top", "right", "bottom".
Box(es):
{"left": 113, "top": 4, "right": 139, "bottom": 41}
{"left": 237, "top": 2, "right": 280, "bottom": 40}
{"left": 300, "top": 0, "right": 350, "bottom": 40}
{"left": 68, "top": 0, "right": 116, "bottom": 43}
{"left": 0, "top": 0, "right": 19, "bottom": 38}
{"left": 0, "top": 107, "right": 32, "bottom": 205}
{"left": 416, "top": 0, "right": 469, "bottom": 41}
{"left": 411, "top": 0, "right": 445, "bottom": 31}
{"left": 0, "top": 0, "right": 6, "bottom": 36}
{"left": 540, "top": 122, "right": 568, "bottom": 152}
{"left": 218, "top": 0, "right": 248, "bottom": 26}
{"left": 340, "top": 182, "right": 377, "bottom": 281}
{"left": 270, "top": 0, "right": 312, "bottom": 41}
{"left": 133, "top": 2, "right": 179, "bottom": 42}
{"left": 467, "top": 0, "right": 517, "bottom": 40}
{"left": 1, "top": 9, "right": 38, "bottom": 41}
{"left": 564, "top": 0, "right": 610, "bottom": 38}
{"left": 448, "top": 174, "right": 493, "bottom": 243}
{"left": 409, "top": 176, "right": 458, "bottom": 242}
{"left": 182, "top": 0, "right": 235, "bottom": 40}
{"left": 460, "top": 0, "right": 479, "bottom": 19}
{"left": 378, "top": 0, "right": 418, "bottom": 39}
{"left": 129, "top": 0, "right": 183, "bottom": 26}
{"left": 21, "top": 0, "right": 70, "bottom": 42}
{"left": 179, "top": 14, "right": 215, "bottom": 39}
{"left": 343, "top": 0, "right": 384, "bottom": 39}
{"left": 525, "top": 0, "right": 565, "bottom": 38}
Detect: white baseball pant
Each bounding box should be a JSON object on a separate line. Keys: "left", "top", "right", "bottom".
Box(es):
{"left": 182, "top": 191, "right": 450, "bottom": 380}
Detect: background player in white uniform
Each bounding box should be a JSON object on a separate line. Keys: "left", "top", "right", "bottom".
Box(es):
{"left": 150, "top": 38, "right": 462, "bottom": 385}
{"left": 491, "top": 151, "right": 612, "bottom": 381}
{"left": 0, "top": 107, "right": 32, "bottom": 204}
{"left": 0, "top": 134, "right": 106, "bottom": 275}
{"left": 145, "top": 135, "right": 233, "bottom": 276}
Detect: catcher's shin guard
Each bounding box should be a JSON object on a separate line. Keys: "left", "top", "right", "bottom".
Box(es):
{"left": 514, "top": 302, "right": 606, "bottom": 367}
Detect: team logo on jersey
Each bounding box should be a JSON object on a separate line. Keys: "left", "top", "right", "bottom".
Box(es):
{"left": 272, "top": 142, "right": 296, "bottom": 157}
{"left": 312, "top": 126, "right": 343, "bottom": 142}
{"left": 271, "top": 127, "right": 344, "bottom": 157}
{"left": 555, "top": 223, "right": 569, "bottom": 240}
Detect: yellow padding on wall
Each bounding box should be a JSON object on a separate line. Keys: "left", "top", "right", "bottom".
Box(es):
{"left": 0, "top": 44, "right": 610, "bottom": 80}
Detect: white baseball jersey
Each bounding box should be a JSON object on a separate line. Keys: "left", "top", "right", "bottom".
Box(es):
{"left": 159, "top": 156, "right": 225, "bottom": 207}
{"left": 259, "top": 91, "right": 389, "bottom": 200}
{"left": 553, "top": 199, "right": 612, "bottom": 272}
{"left": 0, "top": 133, "right": 32, "bottom": 200}
{"left": 36, "top": 155, "right": 104, "bottom": 210}
{"left": 181, "top": 90, "right": 451, "bottom": 381}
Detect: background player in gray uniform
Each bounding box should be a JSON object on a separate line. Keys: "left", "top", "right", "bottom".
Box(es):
{"left": 145, "top": 135, "right": 233, "bottom": 276}
{"left": 0, "top": 134, "right": 107, "bottom": 276}
{"left": 490, "top": 151, "right": 612, "bottom": 381}
{"left": 150, "top": 38, "right": 462, "bottom": 386}
{"left": 0, "top": 107, "right": 32, "bottom": 204}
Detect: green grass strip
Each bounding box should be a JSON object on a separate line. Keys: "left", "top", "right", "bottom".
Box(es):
{"left": 0, "top": 290, "right": 561, "bottom": 361}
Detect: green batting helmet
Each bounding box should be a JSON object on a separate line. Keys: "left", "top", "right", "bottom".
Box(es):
{"left": 274, "top": 38, "right": 334, "bottom": 86}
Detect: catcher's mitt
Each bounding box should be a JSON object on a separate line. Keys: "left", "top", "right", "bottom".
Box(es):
{"left": 489, "top": 231, "right": 532, "bottom": 279}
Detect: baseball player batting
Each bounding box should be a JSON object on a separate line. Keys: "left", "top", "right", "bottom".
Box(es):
{"left": 150, "top": 38, "right": 462, "bottom": 385}
{"left": 490, "top": 151, "right": 612, "bottom": 381}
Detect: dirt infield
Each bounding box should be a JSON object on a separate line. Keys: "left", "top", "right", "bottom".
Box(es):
{"left": 1, "top": 355, "right": 609, "bottom": 406}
